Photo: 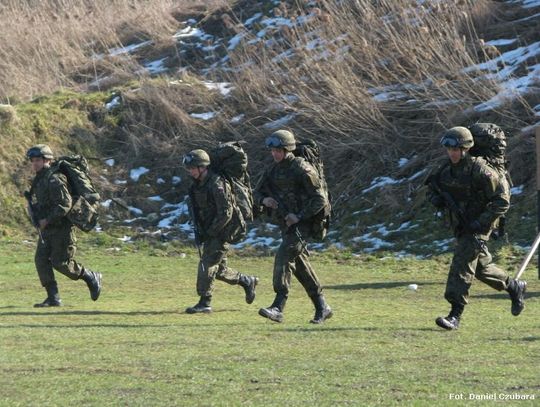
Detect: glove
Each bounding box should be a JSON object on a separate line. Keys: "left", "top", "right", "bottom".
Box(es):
{"left": 430, "top": 195, "right": 445, "bottom": 209}
{"left": 468, "top": 220, "right": 482, "bottom": 233}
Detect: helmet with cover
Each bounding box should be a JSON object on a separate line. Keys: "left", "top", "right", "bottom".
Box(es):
{"left": 183, "top": 149, "right": 210, "bottom": 168}
{"left": 440, "top": 127, "right": 474, "bottom": 149}
{"left": 26, "top": 144, "right": 54, "bottom": 160}
{"left": 265, "top": 130, "right": 296, "bottom": 152}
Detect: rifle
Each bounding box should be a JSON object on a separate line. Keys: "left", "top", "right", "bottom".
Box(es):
{"left": 264, "top": 182, "right": 309, "bottom": 255}
{"left": 24, "top": 191, "right": 44, "bottom": 244}
{"left": 428, "top": 177, "right": 487, "bottom": 253}
{"left": 187, "top": 193, "right": 205, "bottom": 272}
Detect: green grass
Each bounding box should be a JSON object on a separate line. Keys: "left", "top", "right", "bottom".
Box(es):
{"left": 0, "top": 239, "right": 538, "bottom": 406}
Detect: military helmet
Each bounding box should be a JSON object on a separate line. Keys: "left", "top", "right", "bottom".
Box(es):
{"left": 265, "top": 129, "right": 296, "bottom": 151}
{"left": 26, "top": 144, "right": 54, "bottom": 160}
{"left": 183, "top": 149, "right": 210, "bottom": 168}
{"left": 440, "top": 126, "right": 474, "bottom": 149}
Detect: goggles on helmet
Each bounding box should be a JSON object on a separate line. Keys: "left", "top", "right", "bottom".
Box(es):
{"left": 182, "top": 153, "right": 195, "bottom": 165}
{"left": 440, "top": 136, "right": 460, "bottom": 148}
{"left": 265, "top": 136, "right": 285, "bottom": 148}
{"left": 27, "top": 147, "right": 45, "bottom": 159}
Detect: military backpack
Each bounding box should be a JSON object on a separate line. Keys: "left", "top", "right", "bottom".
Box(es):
{"left": 209, "top": 141, "right": 253, "bottom": 243}
{"left": 51, "top": 155, "right": 101, "bottom": 232}
{"left": 293, "top": 139, "right": 332, "bottom": 240}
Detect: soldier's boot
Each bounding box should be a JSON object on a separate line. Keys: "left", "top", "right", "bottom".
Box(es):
{"left": 80, "top": 269, "right": 102, "bottom": 301}
{"left": 506, "top": 278, "right": 527, "bottom": 316}
{"left": 239, "top": 274, "right": 259, "bottom": 304}
{"left": 34, "top": 281, "right": 62, "bottom": 307}
{"left": 309, "top": 294, "right": 333, "bottom": 324}
{"left": 435, "top": 303, "right": 464, "bottom": 330}
{"left": 258, "top": 293, "right": 287, "bottom": 323}
{"left": 186, "top": 296, "right": 212, "bottom": 314}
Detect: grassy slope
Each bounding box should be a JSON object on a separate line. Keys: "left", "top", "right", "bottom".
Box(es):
{"left": 0, "top": 239, "right": 538, "bottom": 406}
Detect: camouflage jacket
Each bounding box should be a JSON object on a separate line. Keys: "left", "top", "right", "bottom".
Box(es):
{"left": 189, "top": 170, "right": 235, "bottom": 240}
{"left": 254, "top": 153, "right": 326, "bottom": 230}
{"left": 427, "top": 154, "right": 510, "bottom": 240}
{"left": 29, "top": 166, "right": 72, "bottom": 228}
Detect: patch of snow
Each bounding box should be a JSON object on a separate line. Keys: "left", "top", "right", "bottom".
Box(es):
{"left": 101, "top": 199, "right": 112, "bottom": 209}
{"left": 130, "top": 167, "right": 150, "bottom": 182}
{"left": 117, "top": 235, "right": 132, "bottom": 242}
{"left": 148, "top": 195, "right": 163, "bottom": 202}
{"left": 485, "top": 38, "right": 517, "bottom": 47}
{"left": 533, "top": 104, "right": 540, "bottom": 116}
{"left": 511, "top": 185, "right": 525, "bottom": 195}
{"left": 144, "top": 58, "right": 168, "bottom": 74}
{"left": 128, "top": 206, "right": 143, "bottom": 216}
{"left": 105, "top": 96, "right": 121, "bottom": 110}
{"left": 262, "top": 114, "right": 296, "bottom": 130}
{"left": 114, "top": 180, "right": 127, "bottom": 185}
{"left": 398, "top": 157, "right": 409, "bottom": 167}
{"left": 105, "top": 159, "right": 115, "bottom": 167}
{"left": 109, "top": 40, "right": 152, "bottom": 56}
{"left": 203, "top": 81, "right": 233, "bottom": 97}
{"left": 172, "top": 176, "right": 181, "bottom": 185}
{"left": 230, "top": 114, "right": 245, "bottom": 124}
{"left": 190, "top": 112, "right": 217, "bottom": 120}
{"left": 362, "top": 176, "right": 401, "bottom": 194}
{"left": 174, "top": 27, "right": 208, "bottom": 39}
{"left": 228, "top": 32, "right": 247, "bottom": 51}
{"left": 157, "top": 177, "right": 166, "bottom": 184}
{"left": 244, "top": 12, "right": 263, "bottom": 26}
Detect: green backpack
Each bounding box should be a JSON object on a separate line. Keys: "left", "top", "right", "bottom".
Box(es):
{"left": 210, "top": 142, "right": 253, "bottom": 243}
{"left": 52, "top": 155, "right": 101, "bottom": 232}
{"left": 293, "top": 139, "right": 332, "bottom": 241}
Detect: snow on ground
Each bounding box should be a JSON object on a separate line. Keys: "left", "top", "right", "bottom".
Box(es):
{"left": 105, "top": 96, "right": 121, "bottom": 110}
{"left": 130, "top": 167, "right": 150, "bottom": 181}
{"left": 202, "top": 81, "right": 233, "bottom": 97}
{"left": 105, "top": 159, "right": 115, "bottom": 167}
{"left": 109, "top": 40, "right": 152, "bottom": 56}
{"left": 190, "top": 112, "right": 217, "bottom": 120}
{"left": 511, "top": 185, "right": 525, "bottom": 195}
{"left": 262, "top": 114, "right": 296, "bottom": 130}
{"left": 144, "top": 58, "right": 169, "bottom": 74}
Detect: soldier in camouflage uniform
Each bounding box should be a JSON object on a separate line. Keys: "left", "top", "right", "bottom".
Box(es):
{"left": 183, "top": 149, "right": 258, "bottom": 314}
{"left": 427, "top": 127, "right": 526, "bottom": 330}
{"left": 26, "top": 145, "right": 102, "bottom": 307}
{"left": 254, "top": 130, "right": 332, "bottom": 324}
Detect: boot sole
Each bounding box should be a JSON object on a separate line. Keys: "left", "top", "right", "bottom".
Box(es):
{"left": 245, "top": 278, "right": 259, "bottom": 304}
{"left": 511, "top": 281, "right": 526, "bottom": 316}
{"left": 185, "top": 308, "right": 212, "bottom": 314}
{"left": 435, "top": 317, "right": 458, "bottom": 330}
{"left": 34, "top": 302, "right": 62, "bottom": 308}
{"left": 310, "top": 308, "right": 333, "bottom": 324}
{"left": 258, "top": 308, "right": 283, "bottom": 323}
{"left": 91, "top": 273, "right": 102, "bottom": 301}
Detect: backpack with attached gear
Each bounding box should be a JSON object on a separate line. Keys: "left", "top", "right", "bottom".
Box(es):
{"left": 52, "top": 155, "right": 101, "bottom": 232}
{"left": 468, "top": 123, "right": 512, "bottom": 238}
{"left": 293, "top": 139, "right": 332, "bottom": 240}
{"left": 209, "top": 141, "right": 253, "bottom": 243}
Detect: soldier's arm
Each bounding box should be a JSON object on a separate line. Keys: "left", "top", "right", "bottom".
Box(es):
{"left": 46, "top": 174, "right": 72, "bottom": 226}
{"left": 297, "top": 161, "right": 325, "bottom": 219}
{"left": 206, "top": 178, "right": 234, "bottom": 237}
{"left": 475, "top": 166, "right": 510, "bottom": 228}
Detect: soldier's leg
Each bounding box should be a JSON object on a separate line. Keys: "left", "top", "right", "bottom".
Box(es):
{"left": 475, "top": 246, "right": 526, "bottom": 316}
{"left": 258, "top": 231, "right": 292, "bottom": 322}
{"left": 34, "top": 237, "right": 61, "bottom": 307}
{"left": 187, "top": 238, "right": 223, "bottom": 314}
{"left": 290, "top": 237, "right": 332, "bottom": 323}
{"left": 437, "top": 235, "right": 479, "bottom": 330}
{"left": 213, "top": 240, "right": 259, "bottom": 304}
{"left": 50, "top": 226, "right": 102, "bottom": 301}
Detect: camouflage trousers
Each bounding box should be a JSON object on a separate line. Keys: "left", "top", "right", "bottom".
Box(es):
{"left": 445, "top": 234, "right": 509, "bottom": 306}
{"left": 273, "top": 228, "right": 322, "bottom": 298}
{"left": 197, "top": 237, "right": 242, "bottom": 297}
{"left": 35, "top": 223, "right": 83, "bottom": 287}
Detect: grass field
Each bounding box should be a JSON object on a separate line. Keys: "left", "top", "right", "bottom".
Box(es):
{"left": 0, "top": 239, "right": 538, "bottom": 406}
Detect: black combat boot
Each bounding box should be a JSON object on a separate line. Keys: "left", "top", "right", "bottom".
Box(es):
{"left": 186, "top": 296, "right": 212, "bottom": 314}
{"left": 435, "top": 303, "right": 464, "bottom": 330}
{"left": 34, "top": 281, "right": 62, "bottom": 307}
{"left": 239, "top": 274, "right": 259, "bottom": 304}
{"left": 258, "top": 293, "right": 287, "bottom": 323}
{"left": 309, "top": 294, "right": 333, "bottom": 324}
{"left": 506, "top": 278, "right": 526, "bottom": 316}
{"left": 80, "top": 269, "right": 102, "bottom": 301}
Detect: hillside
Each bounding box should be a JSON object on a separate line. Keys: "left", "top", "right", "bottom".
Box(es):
{"left": 1, "top": 0, "right": 539, "bottom": 254}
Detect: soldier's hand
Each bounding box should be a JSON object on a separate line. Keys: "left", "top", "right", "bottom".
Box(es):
{"left": 38, "top": 219, "right": 48, "bottom": 231}
{"left": 262, "top": 197, "right": 279, "bottom": 209}
{"left": 285, "top": 213, "right": 299, "bottom": 227}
